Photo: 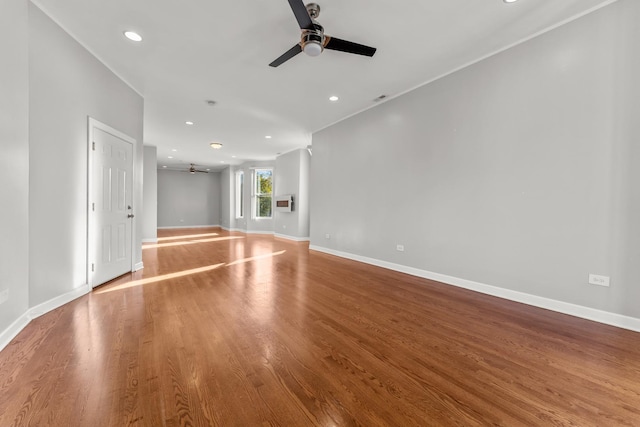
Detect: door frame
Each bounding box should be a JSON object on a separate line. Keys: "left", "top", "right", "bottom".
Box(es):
{"left": 87, "top": 116, "right": 137, "bottom": 288}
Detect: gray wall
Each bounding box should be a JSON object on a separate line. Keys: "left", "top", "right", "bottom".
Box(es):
{"left": 0, "top": 0, "right": 30, "bottom": 335}
{"left": 298, "top": 149, "right": 310, "bottom": 239}
{"left": 158, "top": 169, "right": 221, "bottom": 228}
{"left": 311, "top": 0, "right": 640, "bottom": 319}
{"left": 220, "top": 167, "right": 232, "bottom": 230}
{"left": 275, "top": 149, "right": 310, "bottom": 240}
{"left": 28, "top": 3, "right": 144, "bottom": 306}
{"left": 143, "top": 146, "right": 158, "bottom": 242}
{"left": 1, "top": 1, "right": 144, "bottom": 341}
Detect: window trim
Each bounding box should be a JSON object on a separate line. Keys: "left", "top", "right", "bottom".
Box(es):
{"left": 235, "top": 170, "right": 244, "bottom": 219}
{"left": 253, "top": 168, "right": 273, "bottom": 219}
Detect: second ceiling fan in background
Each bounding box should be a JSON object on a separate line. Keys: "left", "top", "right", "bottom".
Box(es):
{"left": 186, "top": 163, "right": 208, "bottom": 174}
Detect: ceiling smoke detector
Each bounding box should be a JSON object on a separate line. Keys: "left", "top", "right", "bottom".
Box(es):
{"left": 206, "top": 100, "right": 216, "bottom": 106}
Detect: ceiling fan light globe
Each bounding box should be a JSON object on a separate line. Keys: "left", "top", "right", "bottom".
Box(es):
{"left": 303, "top": 41, "right": 323, "bottom": 57}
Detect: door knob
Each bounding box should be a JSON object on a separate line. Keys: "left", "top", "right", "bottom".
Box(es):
{"left": 128, "top": 213, "right": 135, "bottom": 218}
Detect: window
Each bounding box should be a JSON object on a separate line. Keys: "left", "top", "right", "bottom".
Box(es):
{"left": 235, "top": 171, "right": 244, "bottom": 219}
{"left": 253, "top": 168, "right": 273, "bottom": 218}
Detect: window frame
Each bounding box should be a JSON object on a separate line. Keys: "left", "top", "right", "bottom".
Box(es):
{"left": 253, "top": 168, "right": 273, "bottom": 219}
{"left": 235, "top": 170, "right": 244, "bottom": 219}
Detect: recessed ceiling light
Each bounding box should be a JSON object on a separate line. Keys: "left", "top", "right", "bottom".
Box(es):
{"left": 220, "top": 161, "right": 225, "bottom": 163}
{"left": 329, "top": 95, "right": 339, "bottom": 102}
{"left": 232, "top": 155, "right": 237, "bottom": 158}
{"left": 185, "top": 121, "right": 194, "bottom": 125}
{"left": 168, "top": 156, "right": 173, "bottom": 159}
{"left": 503, "top": 0, "right": 518, "bottom": 3}
{"left": 124, "top": 31, "right": 142, "bottom": 42}
{"left": 206, "top": 169, "right": 210, "bottom": 171}
{"left": 162, "top": 166, "right": 167, "bottom": 168}
{"left": 265, "top": 135, "right": 272, "bottom": 139}
{"left": 171, "top": 149, "right": 177, "bottom": 152}
{"left": 210, "top": 142, "right": 223, "bottom": 149}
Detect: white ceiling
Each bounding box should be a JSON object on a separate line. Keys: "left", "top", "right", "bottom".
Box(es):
{"left": 33, "top": 0, "right": 615, "bottom": 171}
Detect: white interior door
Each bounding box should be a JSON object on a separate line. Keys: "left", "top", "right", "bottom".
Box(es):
{"left": 90, "top": 125, "right": 134, "bottom": 287}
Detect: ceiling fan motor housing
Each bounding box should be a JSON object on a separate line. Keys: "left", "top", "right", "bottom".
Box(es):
{"left": 301, "top": 23, "right": 324, "bottom": 56}
{"left": 268, "top": 0, "right": 376, "bottom": 67}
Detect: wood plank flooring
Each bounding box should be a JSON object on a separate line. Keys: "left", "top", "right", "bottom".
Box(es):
{"left": 1, "top": 227, "right": 640, "bottom": 426}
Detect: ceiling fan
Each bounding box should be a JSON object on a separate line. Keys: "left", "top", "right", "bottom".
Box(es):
{"left": 185, "top": 163, "right": 208, "bottom": 174}
{"left": 269, "top": 1, "right": 377, "bottom": 67}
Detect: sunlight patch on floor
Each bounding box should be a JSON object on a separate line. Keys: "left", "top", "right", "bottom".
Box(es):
{"left": 94, "top": 263, "right": 226, "bottom": 294}
{"left": 95, "top": 250, "right": 287, "bottom": 294}
{"left": 156, "top": 232, "right": 220, "bottom": 242}
{"left": 142, "top": 235, "right": 244, "bottom": 249}
{"left": 226, "top": 250, "right": 286, "bottom": 266}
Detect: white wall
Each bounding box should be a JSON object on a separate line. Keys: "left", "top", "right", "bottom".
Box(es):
{"left": 157, "top": 169, "right": 221, "bottom": 228}
{"left": 275, "top": 149, "right": 310, "bottom": 240}
{"left": 0, "top": 0, "right": 30, "bottom": 337}
{"left": 311, "top": 0, "right": 640, "bottom": 322}
{"left": 143, "top": 145, "right": 158, "bottom": 242}
{"left": 28, "top": 3, "right": 144, "bottom": 305}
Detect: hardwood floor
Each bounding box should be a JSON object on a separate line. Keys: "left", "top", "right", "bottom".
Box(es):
{"left": 1, "top": 227, "right": 640, "bottom": 426}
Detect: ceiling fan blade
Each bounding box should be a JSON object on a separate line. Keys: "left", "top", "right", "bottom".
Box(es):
{"left": 325, "top": 36, "right": 377, "bottom": 57}
{"left": 269, "top": 44, "right": 302, "bottom": 67}
{"left": 287, "top": 0, "right": 314, "bottom": 30}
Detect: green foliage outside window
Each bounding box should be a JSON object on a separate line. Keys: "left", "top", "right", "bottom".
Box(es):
{"left": 255, "top": 169, "right": 272, "bottom": 218}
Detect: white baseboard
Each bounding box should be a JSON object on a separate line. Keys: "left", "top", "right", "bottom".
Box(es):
{"left": 28, "top": 284, "right": 91, "bottom": 319}
{"left": 142, "top": 238, "right": 158, "bottom": 243}
{"left": 158, "top": 225, "right": 299, "bottom": 241}
{"left": 220, "top": 226, "right": 276, "bottom": 236}
{"left": 220, "top": 226, "right": 241, "bottom": 232}
{"left": 275, "top": 233, "right": 310, "bottom": 242}
{"left": 245, "top": 230, "right": 275, "bottom": 235}
{"left": 0, "top": 312, "right": 31, "bottom": 353}
{"left": 309, "top": 245, "right": 640, "bottom": 333}
{"left": 133, "top": 262, "right": 144, "bottom": 271}
{"left": 157, "top": 224, "right": 221, "bottom": 229}
{"left": 1, "top": 284, "right": 92, "bottom": 352}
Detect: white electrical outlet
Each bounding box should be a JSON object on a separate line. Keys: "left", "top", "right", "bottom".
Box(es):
{"left": 325, "top": 233, "right": 331, "bottom": 239}
{"left": 0, "top": 289, "right": 8, "bottom": 305}
{"left": 396, "top": 244, "right": 405, "bottom": 252}
{"left": 588, "top": 274, "right": 610, "bottom": 287}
